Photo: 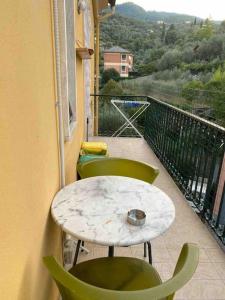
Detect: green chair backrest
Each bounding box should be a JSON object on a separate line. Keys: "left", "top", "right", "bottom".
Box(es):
{"left": 77, "top": 157, "right": 159, "bottom": 184}
{"left": 43, "top": 243, "right": 199, "bottom": 300}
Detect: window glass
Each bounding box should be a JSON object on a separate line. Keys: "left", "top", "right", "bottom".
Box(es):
{"left": 54, "top": 0, "right": 77, "bottom": 140}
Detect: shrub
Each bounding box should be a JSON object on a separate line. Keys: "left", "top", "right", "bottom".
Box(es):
{"left": 181, "top": 80, "right": 204, "bottom": 101}
{"left": 101, "top": 68, "right": 120, "bottom": 85}
{"left": 101, "top": 79, "right": 123, "bottom": 95}
{"left": 157, "top": 50, "right": 181, "bottom": 71}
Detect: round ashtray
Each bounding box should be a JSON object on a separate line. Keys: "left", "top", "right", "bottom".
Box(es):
{"left": 127, "top": 209, "right": 146, "bottom": 226}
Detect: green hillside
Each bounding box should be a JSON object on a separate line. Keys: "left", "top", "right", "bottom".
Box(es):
{"left": 100, "top": 8, "right": 225, "bottom": 127}
{"left": 116, "top": 2, "right": 201, "bottom": 24}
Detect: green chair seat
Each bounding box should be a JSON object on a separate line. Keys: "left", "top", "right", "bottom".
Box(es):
{"left": 78, "top": 154, "right": 107, "bottom": 164}
{"left": 43, "top": 243, "right": 199, "bottom": 300}
{"left": 70, "top": 257, "right": 162, "bottom": 291}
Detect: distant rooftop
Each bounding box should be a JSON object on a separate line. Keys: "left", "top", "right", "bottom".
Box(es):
{"left": 104, "top": 46, "right": 131, "bottom": 54}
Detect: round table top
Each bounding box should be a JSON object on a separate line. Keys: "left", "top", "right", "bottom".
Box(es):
{"left": 51, "top": 176, "right": 175, "bottom": 247}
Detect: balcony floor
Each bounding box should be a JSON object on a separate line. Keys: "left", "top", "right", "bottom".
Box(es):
{"left": 78, "top": 137, "right": 225, "bottom": 299}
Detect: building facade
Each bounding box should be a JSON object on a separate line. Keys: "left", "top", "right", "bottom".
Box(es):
{"left": 104, "top": 46, "right": 133, "bottom": 77}
{"left": 0, "top": 0, "right": 113, "bottom": 299}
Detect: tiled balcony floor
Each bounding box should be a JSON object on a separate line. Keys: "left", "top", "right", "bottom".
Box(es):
{"left": 78, "top": 137, "right": 225, "bottom": 300}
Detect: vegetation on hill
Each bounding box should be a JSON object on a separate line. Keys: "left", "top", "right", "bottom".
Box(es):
{"left": 116, "top": 2, "right": 202, "bottom": 24}
{"left": 100, "top": 3, "right": 225, "bottom": 127}
{"left": 101, "top": 68, "right": 120, "bottom": 85}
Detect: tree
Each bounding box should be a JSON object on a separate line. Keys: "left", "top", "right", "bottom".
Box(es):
{"left": 182, "top": 47, "right": 194, "bottom": 63}
{"left": 161, "top": 22, "right": 166, "bottom": 42}
{"left": 101, "top": 79, "right": 123, "bottom": 95}
{"left": 101, "top": 68, "right": 120, "bottom": 85}
{"left": 165, "top": 24, "right": 177, "bottom": 44}
{"left": 158, "top": 49, "right": 181, "bottom": 71}
{"left": 181, "top": 80, "right": 204, "bottom": 101}
{"left": 197, "top": 36, "right": 224, "bottom": 61}
{"left": 219, "top": 20, "right": 225, "bottom": 33}
{"left": 204, "top": 69, "right": 225, "bottom": 126}
{"left": 137, "top": 62, "right": 157, "bottom": 76}
{"left": 195, "top": 18, "right": 213, "bottom": 40}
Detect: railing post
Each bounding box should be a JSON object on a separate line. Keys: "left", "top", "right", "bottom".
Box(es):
{"left": 94, "top": 94, "right": 98, "bottom": 136}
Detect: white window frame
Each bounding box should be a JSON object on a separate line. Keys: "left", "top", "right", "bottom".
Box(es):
{"left": 121, "top": 54, "right": 127, "bottom": 61}
{"left": 56, "top": 0, "right": 77, "bottom": 141}
{"left": 121, "top": 65, "right": 126, "bottom": 73}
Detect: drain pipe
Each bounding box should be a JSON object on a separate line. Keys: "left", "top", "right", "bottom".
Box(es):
{"left": 53, "top": 0, "right": 65, "bottom": 189}
{"left": 94, "top": 5, "right": 115, "bottom": 135}
{"left": 53, "top": 0, "right": 67, "bottom": 270}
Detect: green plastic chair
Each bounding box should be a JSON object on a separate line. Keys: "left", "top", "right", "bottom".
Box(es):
{"left": 77, "top": 157, "right": 159, "bottom": 264}
{"left": 43, "top": 243, "right": 199, "bottom": 300}
{"left": 77, "top": 157, "right": 159, "bottom": 184}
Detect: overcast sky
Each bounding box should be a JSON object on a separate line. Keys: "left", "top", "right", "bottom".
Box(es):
{"left": 116, "top": 0, "right": 225, "bottom": 21}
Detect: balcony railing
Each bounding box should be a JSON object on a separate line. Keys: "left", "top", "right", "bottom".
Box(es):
{"left": 145, "top": 96, "right": 225, "bottom": 246}
{"left": 92, "top": 93, "right": 225, "bottom": 247}
{"left": 92, "top": 94, "right": 148, "bottom": 137}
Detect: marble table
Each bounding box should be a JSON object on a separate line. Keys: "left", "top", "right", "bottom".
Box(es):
{"left": 52, "top": 176, "right": 175, "bottom": 263}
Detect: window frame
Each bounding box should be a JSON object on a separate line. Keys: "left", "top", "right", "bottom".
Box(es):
{"left": 55, "top": 0, "right": 77, "bottom": 141}
{"left": 121, "top": 65, "right": 126, "bottom": 73}
{"left": 121, "top": 54, "right": 127, "bottom": 61}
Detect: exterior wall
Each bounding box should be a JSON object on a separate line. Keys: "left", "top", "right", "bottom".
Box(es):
{"left": 0, "top": 0, "right": 94, "bottom": 299}
{"left": 104, "top": 52, "right": 121, "bottom": 63}
{"left": 120, "top": 72, "right": 129, "bottom": 78}
{"left": 0, "top": 2, "right": 60, "bottom": 299}
{"left": 128, "top": 55, "right": 133, "bottom": 71}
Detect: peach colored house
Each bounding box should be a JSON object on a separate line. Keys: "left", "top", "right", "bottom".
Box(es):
{"left": 104, "top": 46, "right": 133, "bottom": 77}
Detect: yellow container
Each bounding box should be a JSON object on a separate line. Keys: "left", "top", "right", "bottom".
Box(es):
{"left": 80, "top": 142, "right": 108, "bottom": 155}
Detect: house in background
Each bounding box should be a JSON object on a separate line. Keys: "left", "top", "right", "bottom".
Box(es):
{"left": 103, "top": 46, "right": 133, "bottom": 77}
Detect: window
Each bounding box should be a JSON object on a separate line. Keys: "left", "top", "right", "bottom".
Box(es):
{"left": 54, "top": 0, "right": 77, "bottom": 141}
{"left": 121, "top": 54, "right": 127, "bottom": 61}
{"left": 121, "top": 65, "right": 126, "bottom": 72}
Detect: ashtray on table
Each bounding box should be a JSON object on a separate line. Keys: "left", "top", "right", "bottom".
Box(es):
{"left": 127, "top": 209, "right": 146, "bottom": 226}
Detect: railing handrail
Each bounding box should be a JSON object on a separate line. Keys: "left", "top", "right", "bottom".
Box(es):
{"left": 91, "top": 94, "right": 147, "bottom": 98}
{"left": 147, "top": 95, "right": 225, "bottom": 133}
{"left": 92, "top": 93, "right": 225, "bottom": 133}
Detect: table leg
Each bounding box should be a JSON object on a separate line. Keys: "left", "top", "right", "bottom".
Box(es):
{"left": 144, "top": 242, "right": 147, "bottom": 257}
{"left": 73, "top": 240, "right": 81, "bottom": 266}
{"left": 147, "top": 241, "right": 152, "bottom": 264}
{"left": 108, "top": 246, "right": 114, "bottom": 257}
{"left": 81, "top": 241, "right": 84, "bottom": 252}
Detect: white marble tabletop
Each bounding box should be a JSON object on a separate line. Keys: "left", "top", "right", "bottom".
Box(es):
{"left": 51, "top": 176, "right": 175, "bottom": 247}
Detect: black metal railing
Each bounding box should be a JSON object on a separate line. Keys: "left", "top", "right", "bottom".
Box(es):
{"left": 91, "top": 94, "right": 148, "bottom": 137}
{"left": 145, "top": 96, "right": 225, "bottom": 246}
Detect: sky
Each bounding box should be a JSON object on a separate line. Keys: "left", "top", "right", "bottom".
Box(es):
{"left": 116, "top": 0, "right": 225, "bottom": 21}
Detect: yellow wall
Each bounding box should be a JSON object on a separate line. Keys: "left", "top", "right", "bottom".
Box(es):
{"left": 0, "top": 0, "right": 95, "bottom": 299}
{"left": 65, "top": 0, "right": 95, "bottom": 183}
